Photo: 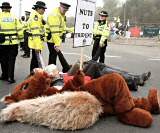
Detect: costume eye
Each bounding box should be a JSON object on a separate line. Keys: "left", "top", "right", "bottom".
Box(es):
{"left": 20, "top": 83, "right": 29, "bottom": 91}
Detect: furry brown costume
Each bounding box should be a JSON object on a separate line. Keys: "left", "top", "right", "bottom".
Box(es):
{"left": 2, "top": 70, "right": 160, "bottom": 127}
{"left": 0, "top": 92, "right": 103, "bottom": 130}
{"left": 3, "top": 70, "right": 53, "bottom": 104}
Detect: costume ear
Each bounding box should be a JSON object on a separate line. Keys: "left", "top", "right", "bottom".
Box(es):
{"left": 4, "top": 96, "right": 16, "bottom": 104}
{"left": 73, "top": 70, "right": 85, "bottom": 85}
{"left": 76, "top": 70, "right": 85, "bottom": 76}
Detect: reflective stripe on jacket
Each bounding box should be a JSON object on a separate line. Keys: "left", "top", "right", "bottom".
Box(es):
{"left": 27, "top": 10, "right": 45, "bottom": 50}
{"left": 46, "top": 7, "right": 66, "bottom": 46}
{"left": 0, "top": 12, "right": 23, "bottom": 45}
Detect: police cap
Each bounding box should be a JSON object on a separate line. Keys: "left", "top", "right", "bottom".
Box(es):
{"left": 32, "top": 1, "right": 47, "bottom": 9}
{"left": 25, "top": 11, "right": 31, "bottom": 15}
{"left": 99, "top": 11, "right": 108, "bottom": 17}
{"left": 0, "top": 2, "right": 12, "bottom": 9}
{"left": 60, "top": 2, "right": 71, "bottom": 10}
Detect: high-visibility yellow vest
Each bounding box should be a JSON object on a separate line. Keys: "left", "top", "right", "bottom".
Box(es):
{"left": 46, "top": 7, "right": 66, "bottom": 46}
{"left": 27, "top": 10, "right": 45, "bottom": 50}
{"left": 0, "top": 12, "right": 23, "bottom": 45}
{"left": 22, "top": 20, "right": 28, "bottom": 31}
{"left": 93, "top": 20, "right": 110, "bottom": 39}
{"left": 19, "top": 20, "right": 27, "bottom": 42}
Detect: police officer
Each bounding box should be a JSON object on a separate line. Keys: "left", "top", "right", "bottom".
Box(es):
{"left": 27, "top": 1, "right": 46, "bottom": 72}
{"left": 46, "top": 1, "right": 71, "bottom": 72}
{"left": 19, "top": 16, "right": 25, "bottom": 52}
{"left": 92, "top": 11, "right": 110, "bottom": 63}
{"left": 21, "top": 11, "right": 31, "bottom": 58}
{"left": 0, "top": 2, "right": 23, "bottom": 83}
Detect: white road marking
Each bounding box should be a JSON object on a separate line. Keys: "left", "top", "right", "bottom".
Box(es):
{"left": 63, "top": 52, "right": 91, "bottom": 59}
{"left": 63, "top": 52, "right": 121, "bottom": 60}
{"left": 148, "top": 58, "right": 160, "bottom": 61}
{"left": 105, "top": 55, "right": 121, "bottom": 58}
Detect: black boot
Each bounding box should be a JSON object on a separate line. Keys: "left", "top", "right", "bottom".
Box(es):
{"left": 134, "top": 76, "right": 145, "bottom": 86}
{"left": 8, "top": 78, "right": 16, "bottom": 84}
{"left": 142, "top": 71, "right": 151, "bottom": 81}
{"left": 134, "top": 71, "right": 151, "bottom": 86}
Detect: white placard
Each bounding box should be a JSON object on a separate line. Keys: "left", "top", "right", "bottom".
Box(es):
{"left": 73, "top": 0, "right": 96, "bottom": 47}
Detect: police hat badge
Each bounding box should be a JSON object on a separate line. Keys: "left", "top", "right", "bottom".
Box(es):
{"left": 34, "top": 15, "right": 38, "bottom": 21}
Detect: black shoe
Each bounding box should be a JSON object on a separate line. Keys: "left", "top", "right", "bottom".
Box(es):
{"left": 21, "top": 54, "right": 30, "bottom": 58}
{"left": 8, "top": 79, "right": 16, "bottom": 84}
{"left": 23, "top": 55, "right": 30, "bottom": 58}
{"left": 20, "top": 48, "right": 23, "bottom": 51}
{"left": 21, "top": 53, "right": 25, "bottom": 57}
{"left": 142, "top": 71, "right": 151, "bottom": 81}
{"left": 0, "top": 76, "right": 8, "bottom": 81}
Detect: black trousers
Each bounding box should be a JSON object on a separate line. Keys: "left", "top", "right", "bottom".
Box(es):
{"left": 47, "top": 42, "right": 70, "bottom": 72}
{"left": 30, "top": 49, "right": 42, "bottom": 72}
{"left": 47, "top": 42, "right": 58, "bottom": 65}
{"left": 23, "top": 31, "right": 30, "bottom": 56}
{"left": 92, "top": 38, "right": 107, "bottom": 63}
{"left": 0, "top": 45, "right": 18, "bottom": 80}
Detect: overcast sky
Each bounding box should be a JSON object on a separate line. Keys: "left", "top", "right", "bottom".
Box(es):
{"left": 0, "top": 0, "right": 105, "bottom": 18}
{"left": 0, "top": 0, "right": 126, "bottom": 18}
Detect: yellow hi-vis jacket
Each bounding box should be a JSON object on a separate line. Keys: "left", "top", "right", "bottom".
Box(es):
{"left": 93, "top": 20, "right": 110, "bottom": 47}
{"left": 19, "top": 20, "right": 27, "bottom": 42}
{"left": 0, "top": 12, "right": 23, "bottom": 45}
{"left": 46, "top": 7, "right": 66, "bottom": 46}
{"left": 27, "top": 10, "right": 45, "bottom": 50}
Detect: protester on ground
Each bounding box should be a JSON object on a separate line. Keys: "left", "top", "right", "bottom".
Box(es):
{"left": 81, "top": 60, "right": 151, "bottom": 91}
{"left": 2, "top": 65, "right": 160, "bottom": 128}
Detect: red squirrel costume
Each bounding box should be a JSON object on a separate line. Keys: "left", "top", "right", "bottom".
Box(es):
{"left": 3, "top": 70, "right": 160, "bottom": 128}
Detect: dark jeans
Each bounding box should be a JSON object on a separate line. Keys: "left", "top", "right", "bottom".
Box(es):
{"left": 0, "top": 45, "right": 18, "bottom": 80}
{"left": 83, "top": 60, "right": 139, "bottom": 91}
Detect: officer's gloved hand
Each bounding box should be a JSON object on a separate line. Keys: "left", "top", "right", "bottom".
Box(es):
{"left": 47, "top": 32, "right": 51, "bottom": 40}
{"left": 40, "top": 35, "right": 45, "bottom": 41}
{"left": 99, "top": 37, "right": 107, "bottom": 47}
{"left": 54, "top": 45, "right": 61, "bottom": 52}
{"left": 99, "top": 40, "right": 105, "bottom": 47}
{"left": 42, "top": 19, "right": 46, "bottom": 25}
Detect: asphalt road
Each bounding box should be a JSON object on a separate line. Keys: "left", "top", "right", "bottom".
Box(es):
{"left": 0, "top": 37, "right": 160, "bottom": 133}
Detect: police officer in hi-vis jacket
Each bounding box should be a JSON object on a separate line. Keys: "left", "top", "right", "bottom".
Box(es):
{"left": 45, "top": 1, "right": 71, "bottom": 72}
{"left": 27, "top": 1, "right": 46, "bottom": 72}
{"left": 0, "top": 2, "right": 23, "bottom": 83}
{"left": 92, "top": 11, "right": 110, "bottom": 63}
